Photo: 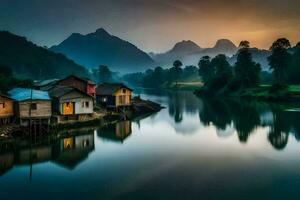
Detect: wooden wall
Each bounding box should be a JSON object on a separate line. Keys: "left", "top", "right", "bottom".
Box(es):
{"left": 0, "top": 97, "right": 14, "bottom": 118}
{"left": 114, "top": 88, "right": 132, "bottom": 107}
{"left": 16, "top": 100, "right": 52, "bottom": 118}
{"left": 59, "top": 77, "right": 87, "bottom": 93}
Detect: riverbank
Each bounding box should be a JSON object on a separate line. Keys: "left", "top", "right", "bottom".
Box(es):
{"left": 194, "top": 84, "right": 300, "bottom": 102}
{"left": 0, "top": 97, "right": 163, "bottom": 139}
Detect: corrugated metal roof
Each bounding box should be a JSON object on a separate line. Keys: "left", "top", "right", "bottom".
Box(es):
{"left": 8, "top": 88, "right": 51, "bottom": 101}
{"left": 34, "top": 79, "right": 59, "bottom": 87}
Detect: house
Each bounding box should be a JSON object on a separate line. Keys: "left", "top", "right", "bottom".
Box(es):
{"left": 58, "top": 75, "right": 96, "bottom": 98}
{"left": 97, "top": 121, "right": 132, "bottom": 143}
{"left": 48, "top": 85, "right": 94, "bottom": 122}
{"left": 33, "top": 79, "right": 59, "bottom": 91}
{"left": 0, "top": 94, "right": 14, "bottom": 124}
{"left": 8, "top": 88, "right": 52, "bottom": 126}
{"left": 96, "top": 83, "right": 133, "bottom": 108}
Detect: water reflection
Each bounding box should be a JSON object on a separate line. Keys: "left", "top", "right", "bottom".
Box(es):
{"left": 0, "top": 130, "right": 95, "bottom": 176}
{"left": 139, "top": 89, "right": 300, "bottom": 150}
{"left": 97, "top": 121, "right": 132, "bottom": 143}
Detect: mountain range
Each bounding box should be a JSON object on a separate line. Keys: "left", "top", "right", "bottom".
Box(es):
{"left": 50, "top": 28, "right": 155, "bottom": 73}
{"left": 149, "top": 39, "right": 241, "bottom": 68}
{"left": 0, "top": 31, "right": 88, "bottom": 79}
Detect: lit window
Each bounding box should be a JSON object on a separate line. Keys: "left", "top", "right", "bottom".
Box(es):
{"left": 102, "top": 97, "right": 107, "bottom": 102}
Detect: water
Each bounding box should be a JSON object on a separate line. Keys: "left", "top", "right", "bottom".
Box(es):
{"left": 1, "top": 90, "right": 300, "bottom": 200}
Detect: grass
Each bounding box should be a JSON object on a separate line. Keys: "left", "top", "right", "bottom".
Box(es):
{"left": 166, "top": 81, "right": 203, "bottom": 90}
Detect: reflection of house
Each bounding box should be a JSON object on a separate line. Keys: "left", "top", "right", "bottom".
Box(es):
{"left": 14, "top": 146, "right": 52, "bottom": 165}
{"left": 98, "top": 121, "right": 132, "bottom": 143}
{"left": 0, "top": 153, "right": 14, "bottom": 176}
{"left": 48, "top": 86, "right": 94, "bottom": 122}
{"left": 52, "top": 133, "right": 95, "bottom": 169}
{"left": 8, "top": 88, "right": 51, "bottom": 126}
{"left": 0, "top": 94, "right": 14, "bottom": 124}
{"left": 58, "top": 75, "right": 96, "bottom": 98}
{"left": 96, "top": 83, "right": 132, "bottom": 108}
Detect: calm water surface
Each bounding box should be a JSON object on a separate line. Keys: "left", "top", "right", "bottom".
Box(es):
{"left": 1, "top": 90, "right": 300, "bottom": 200}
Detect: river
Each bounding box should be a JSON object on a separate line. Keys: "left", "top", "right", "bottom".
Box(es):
{"left": 1, "top": 90, "right": 300, "bottom": 200}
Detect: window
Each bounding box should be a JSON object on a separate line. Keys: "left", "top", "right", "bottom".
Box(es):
{"left": 122, "top": 89, "right": 126, "bottom": 93}
{"left": 30, "top": 103, "right": 37, "bottom": 110}
{"left": 85, "top": 101, "right": 89, "bottom": 108}
{"left": 0, "top": 102, "right": 5, "bottom": 108}
{"left": 82, "top": 101, "right": 85, "bottom": 108}
{"left": 102, "top": 97, "right": 107, "bottom": 102}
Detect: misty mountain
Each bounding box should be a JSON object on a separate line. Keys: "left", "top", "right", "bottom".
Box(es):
{"left": 151, "top": 39, "right": 238, "bottom": 66}
{"left": 50, "top": 28, "right": 155, "bottom": 73}
{"left": 0, "top": 31, "right": 88, "bottom": 79}
{"left": 150, "top": 40, "right": 202, "bottom": 64}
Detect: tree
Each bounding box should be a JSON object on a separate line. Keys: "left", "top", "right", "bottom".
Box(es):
{"left": 288, "top": 44, "right": 300, "bottom": 84}
{"left": 268, "top": 38, "right": 292, "bottom": 85}
{"left": 172, "top": 60, "right": 183, "bottom": 86}
{"left": 234, "top": 41, "right": 261, "bottom": 88}
{"left": 211, "top": 54, "right": 232, "bottom": 80}
{"left": 198, "top": 56, "right": 214, "bottom": 85}
{"left": 98, "top": 65, "right": 112, "bottom": 83}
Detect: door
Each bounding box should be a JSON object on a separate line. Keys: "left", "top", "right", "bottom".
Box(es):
{"left": 62, "top": 102, "right": 74, "bottom": 115}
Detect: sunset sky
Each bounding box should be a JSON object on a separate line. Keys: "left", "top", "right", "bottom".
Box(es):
{"left": 1, "top": 0, "right": 299, "bottom": 52}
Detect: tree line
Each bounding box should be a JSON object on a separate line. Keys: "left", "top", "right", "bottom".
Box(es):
{"left": 122, "top": 38, "right": 299, "bottom": 91}
{"left": 198, "top": 38, "right": 300, "bottom": 95}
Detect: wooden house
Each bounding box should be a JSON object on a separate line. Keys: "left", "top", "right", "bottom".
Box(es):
{"left": 0, "top": 94, "right": 14, "bottom": 124}
{"left": 58, "top": 75, "right": 96, "bottom": 98}
{"left": 8, "top": 88, "right": 52, "bottom": 126}
{"left": 96, "top": 83, "right": 133, "bottom": 108}
{"left": 48, "top": 86, "right": 94, "bottom": 122}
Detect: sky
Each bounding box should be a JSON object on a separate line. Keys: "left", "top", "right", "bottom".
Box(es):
{"left": 1, "top": 0, "right": 300, "bottom": 53}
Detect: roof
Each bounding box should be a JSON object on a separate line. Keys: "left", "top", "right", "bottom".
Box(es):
{"left": 48, "top": 85, "right": 93, "bottom": 98}
{"left": 0, "top": 93, "right": 13, "bottom": 101}
{"left": 96, "top": 83, "right": 133, "bottom": 95}
{"left": 60, "top": 75, "right": 96, "bottom": 85}
{"left": 8, "top": 88, "right": 51, "bottom": 101}
{"left": 34, "top": 79, "right": 59, "bottom": 87}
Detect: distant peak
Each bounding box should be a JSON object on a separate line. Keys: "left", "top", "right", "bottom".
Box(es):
{"left": 214, "top": 39, "right": 237, "bottom": 49}
{"left": 94, "top": 28, "right": 110, "bottom": 35}
{"left": 171, "top": 40, "right": 202, "bottom": 52}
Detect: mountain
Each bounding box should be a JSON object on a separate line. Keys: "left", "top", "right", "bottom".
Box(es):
{"left": 150, "top": 40, "right": 202, "bottom": 64}
{"left": 0, "top": 31, "right": 88, "bottom": 79}
{"left": 151, "top": 39, "right": 238, "bottom": 66}
{"left": 50, "top": 28, "right": 155, "bottom": 73}
{"left": 199, "top": 39, "right": 238, "bottom": 56}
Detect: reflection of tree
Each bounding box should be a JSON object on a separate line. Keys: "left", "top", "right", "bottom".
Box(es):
{"left": 168, "top": 92, "right": 183, "bottom": 123}
{"left": 268, "top": 110, "right": 290, "bottom": 150}
{"left": 199, "top": 98, "right": 232, "bottom": 130}
{"left": 199, "top": 99, "right": 261, "bottom": 143}
{"left": 232, "top": 101, "right": 261, "bottom": 143}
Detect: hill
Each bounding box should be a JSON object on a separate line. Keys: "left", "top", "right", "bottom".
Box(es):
{"left": 0, "top": 31, "right": 88, "bottom": 79}
{"left": 50, "top": 28, "right": 155, "bottom": 73}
